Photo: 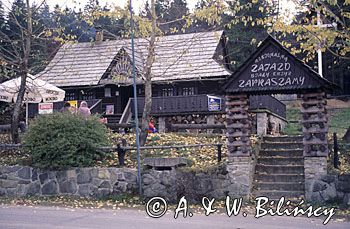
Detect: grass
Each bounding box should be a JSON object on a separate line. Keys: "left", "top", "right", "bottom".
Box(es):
{"left": 282, "top": 107, "right": 350, "bottom": 137}
{"left": 329, "top": 108, "right": 350, "bottom": 137}
{"left": 282, "top": 108, "right": 302, "bottom": 135}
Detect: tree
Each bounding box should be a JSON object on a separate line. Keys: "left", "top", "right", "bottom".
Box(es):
{"left": 273, "top": 0, "right": 350, "bottom": 61}
{"left": 139, "top": 0, "right": 157, "bottom": 146}
{"left": 0, "top": 0, "right": 69, "bottom": 143}
{"left": 3, "top": 0, "right": 33, "bottom": 143}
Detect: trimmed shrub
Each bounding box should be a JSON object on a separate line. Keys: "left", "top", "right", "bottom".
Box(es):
{"left": 23, "top": 112, "right": 111, "bottom": 170}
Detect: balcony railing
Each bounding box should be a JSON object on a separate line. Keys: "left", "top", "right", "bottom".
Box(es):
{"left": 131, "top": 95, "right": 215, "bottom": 115}
{"left": 131, "top": 94, "right": 286, "bottom": 118}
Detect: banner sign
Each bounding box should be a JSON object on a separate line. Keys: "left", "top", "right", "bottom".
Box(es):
{"left": 208, "top": 95, "right": 221, "bottom": 111}
{"left": 38, "top": 103, "right": 53, "bottom": 114}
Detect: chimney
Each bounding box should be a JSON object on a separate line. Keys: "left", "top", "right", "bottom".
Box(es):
{"left": 95, "top": 26, "right": 103, "bottom": 43}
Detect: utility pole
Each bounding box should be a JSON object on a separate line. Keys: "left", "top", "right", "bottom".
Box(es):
{"left": 129, "top": 0, "right": 142, "bottom": 196}
{"left": 317, "top": 10, "right": 323, "bottom": 77}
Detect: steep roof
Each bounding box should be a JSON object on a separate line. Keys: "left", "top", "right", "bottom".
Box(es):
{"left": 224, "top": 35, "right": 336, "bottom": 94}
{"left": 37, "top": 31, "right": 231, "bottom": 87}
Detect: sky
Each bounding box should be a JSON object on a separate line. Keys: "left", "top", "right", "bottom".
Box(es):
{"left": 2, "top": 0, "right": 296, "bottom": 16}
{"left": 1, "top": 0, "right": 198, "bottom": 13}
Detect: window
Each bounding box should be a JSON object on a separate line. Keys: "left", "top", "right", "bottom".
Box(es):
{"left": 104, "top": 87, "right": 111, "bottom": 97}
{"left": 162, "top": 88, "right": 174, "bottom": 97}
{"left": 65, "top": 91, "right": 77, "bottom": 101}
{"left": 81, "top": 90, "right": 95, "bottom": 100}
{"left": 182, "top": 87, "right": 195, "bottom": 96}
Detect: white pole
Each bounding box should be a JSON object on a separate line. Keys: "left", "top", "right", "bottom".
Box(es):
{"left": 25, "top": 101, "right": 28, "bottom": 126}
{"left": 317, "top": 10, "right": 323, "bottom": 77}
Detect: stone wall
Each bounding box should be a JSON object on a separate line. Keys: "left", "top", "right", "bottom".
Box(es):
{"left": 142, "top": 162, "right": 253, "bottom": 203}
{"left": 0, "top": 166, "right": 138, "bottom": 198}
{"left": 306, "top": 174, "right": 350, "bottom": 206}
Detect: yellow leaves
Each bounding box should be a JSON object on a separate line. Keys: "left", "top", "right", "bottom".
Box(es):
{"left": 342, "top": 12, "right": 350, "bottom": 19}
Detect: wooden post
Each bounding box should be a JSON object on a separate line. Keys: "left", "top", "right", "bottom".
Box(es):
{"left": 333, "top": 132, "right": 339, "bottom": 169}
{"left": 217, "top": 144, "right": 222, "bottom": 162}
{"left": 301, "top": 92, "right": 329, "bottom": 157}
{"left": 225, "top": 94, "right": 251, "bottom": 157}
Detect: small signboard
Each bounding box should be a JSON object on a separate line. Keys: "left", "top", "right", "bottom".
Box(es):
{"left": 105, "top": 105, "right": 114, "bottom": 115}
{"left": 208, "top": 95, "right": 221, "bottom": 111}
{"left": 38, "top": 103, "right": 53, "bottom": 114}
{"left": 68, "top": 100, "right": 78, "bottom": 109}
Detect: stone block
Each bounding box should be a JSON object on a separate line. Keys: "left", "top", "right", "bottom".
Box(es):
{"left": 91, "top": 178, "right": 103, "bottom": 187}
{"left": 26, "top": 182, "right": 41, "bottom": 196}
{"left": 17, "top": 167, "right": 31, "bottom": 180}
{"left": 108, "top": 169, "right": 118, "bottom": 184}
{"left": 31, "top": 169, "right": 38, "bottom": 181}
{"left": 56, "top": 171, "right": 67, "bottom": 182}
{"left": 4, "top": 166, "right": 21, "bottom": 173}
{"left": 320, "top": 175, "right": 336, "bottom": 183}
{"left": 6, "top": 188, "right": 16, "bottom": 196}
{"left": 142, "top": 174, "right": 156, "bottom": 185}
{"left": 114, "top": 181, "right": 128, "bottom": 193}
{"left": 39, "top": 173, "right": 49, "bottom": 184}
{"left": 95, "top": 188, "right": 111, "bottom": 198}
{"left": 0, "top": 179, "right": 18, "bottom": 188}
{"left": 48, "top": 172, "right": 56, "bottom": 179}
{"left": 0, "top": 174, "right": 7, "bottom": 179}
{"left": 344, "top": 193, "right": 350, "bottom": 206}
{"left": 78, "top": 184, "right": 92, "bottom": 196}
{"left": 16, "top": 184, "right": 27, "bottom": 196}
{"left": 18, "top": 180, "right": 31, "bottom": 185}
{"left": 312, "top": 180, "right": 328, "bottom": 192}
{"left": 338, "top": 174, "right": 350, "bottom": 182}
{"left": 320, "top": 184, "right": 337, "bottom": 202}
{"left": 117, "top": 173, "right": 126, "bottom": 181}
{"left": 42, "top": 180, "right": 58, "bottom": 195}
{"left": 59, "top": 180, "right": 77, "bottom": 194}
{"left": 99, "top": 181, "right": 111, "bottom": 189}
{"left": 337, "top": 181, "right": 350, "bottom": 192}
{"left": 77, "top": 171, "right": 92, "bottom": 184}
{"left": 0, "top": 188, "right": 6, "bottom": 196}
{"left": 97, "top": 169, "right": 110, "bottom": 180}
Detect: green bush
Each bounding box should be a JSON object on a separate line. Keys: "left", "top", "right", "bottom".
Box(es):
{"left": 23, "top": 112, "right": 111, "bottom": 170}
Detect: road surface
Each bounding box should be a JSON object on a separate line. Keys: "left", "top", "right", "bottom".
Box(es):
{"left": 0, "top": 205, "right": 349, "bottom": 229}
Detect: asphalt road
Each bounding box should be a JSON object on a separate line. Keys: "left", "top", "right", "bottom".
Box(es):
{"left": 0, "top": 205, "right": 349, "bottom": 229}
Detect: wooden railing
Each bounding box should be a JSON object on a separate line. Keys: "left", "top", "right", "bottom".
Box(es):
{"left": 131, "top": 94, "right": 286, "bottom": 118}
{"left": 132, "top": 94, "right": 219, "bottom": 115}
{"left": 90, "top": 99, "right": 103, "bottom": 114}
{"left": 119, "top": 98, "right": 133, "bottom": 124}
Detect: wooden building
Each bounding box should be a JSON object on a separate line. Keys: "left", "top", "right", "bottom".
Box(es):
{"left": 32, "top": 30, "right": 286, "bottom": 134}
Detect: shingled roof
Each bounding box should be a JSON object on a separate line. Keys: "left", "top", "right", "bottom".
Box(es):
{"left": 37, "top": 31, "right": 231, "bottom": 87}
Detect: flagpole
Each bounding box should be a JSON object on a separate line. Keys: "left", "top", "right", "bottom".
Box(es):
{"left": 129, "top": 0, "right": 142, "bottom": 196}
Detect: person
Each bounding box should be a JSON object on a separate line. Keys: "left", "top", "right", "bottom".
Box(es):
{"left": 78, "top": 101, "right": 91, "bottom": 118}
{"left": 117, "top": 138, "right": 127, "bottom": 166}
{"left": 148, "top": 118, "right": 157, "bottom": 133}
{"left": 60, "top": 102, "right": 71, "bottom": 113}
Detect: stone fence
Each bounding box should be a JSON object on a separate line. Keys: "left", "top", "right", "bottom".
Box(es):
{"left": 142, "top": 161, "right": 253, "bottom": 203}
{"left": 0, "top": 166, "right": 138, "bottom": 198}
{"left": 0, "top": 164, "right": 251, "bottom": 203}
{"left": 2, "top": 165, "right": 349, "bottom": 206}
{"left": 306, "top": 174, "right": 350, "bottom": 205}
